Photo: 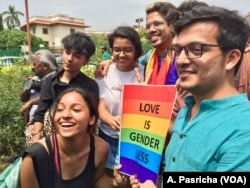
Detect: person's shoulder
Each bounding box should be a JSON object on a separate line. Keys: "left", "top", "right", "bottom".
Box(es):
{"left": 24, "top": 138, "right": 47, "bottom": 157}
{"left": 94, "top": 134, "right": 108, "bottom": 153}
{"left": 145, "top": 49, "right": 154, "bottom": 57}
{"left": 137, "top": 63, "right": 145, "bottom": 70}
{"left": 45, "top": 70, "right": 57, "bottom": 78}
{"left": 41, "top": 72, "right": 57, "bottom": 83}
{"left": 94, "top": 134, "right": 108, "bottom": 145}
{"left": 43, "top": 70, "right": 59, "bottom": 82}
{"left": 139, "top": 49, "right": 153, "bottom": 65}
{"left": 93, "top": 134, "right": 109, "bottom": 165}
{"left": 77, "top": 71, "right": 95, "bottom": 81}
{"left": 109, "top": 62, "right": 116, "bottom": 69}
{"left": 76, "top": 72, "right": 99, "bottom": 93}
{"left": 95, "top": 77, "right": 105, "bottom": 89}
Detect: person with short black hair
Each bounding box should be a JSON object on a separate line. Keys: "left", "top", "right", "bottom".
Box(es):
{"left": 30, "top": 32, "right": 99, "bottom": 145}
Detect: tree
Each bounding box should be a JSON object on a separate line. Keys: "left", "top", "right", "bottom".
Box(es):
{"left": 139, "top": 27, "right": 152, "bottom": 54}
{"left": 2, "top": 5, "right": 24, "bottom": 30}
{"left": 0, "top": 30, "right": 47, "bottom": 50}
{"left": 90, "top": 34, "right": 109, "bottom": 63}
{"left": 0, "top": 14, "right": 4, "bottom": 31}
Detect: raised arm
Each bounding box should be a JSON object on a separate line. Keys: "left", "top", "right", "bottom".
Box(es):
{"left": 95, "top": 59, "right": 114, "bottom": 79}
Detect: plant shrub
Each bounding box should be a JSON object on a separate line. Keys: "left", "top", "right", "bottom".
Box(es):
{"left": 0, "top": 63, "right": 96, "bottom": 158}
{"left": 0, "top": 64, "right": 31, "bottom": 157}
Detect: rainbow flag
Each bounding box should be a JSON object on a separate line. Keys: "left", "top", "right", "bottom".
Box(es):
{"left": 119, "top": 84, "right": 176, "bottom": 184}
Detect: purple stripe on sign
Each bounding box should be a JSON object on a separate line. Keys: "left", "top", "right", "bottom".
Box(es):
{"left": 120, "top": 157, "right": 158, "bottom": 184}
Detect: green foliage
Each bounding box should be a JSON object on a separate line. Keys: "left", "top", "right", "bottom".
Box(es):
{"left": 141, "top": 37, "right": 152, "bottom": 54}
{"left": 2, "top": 5, "right": 24, "bottom": 30}
{"left": 90, "top": 34, "right": 109, "bottom": 64}
{"left": 0, "top": 14, "right": 4, "bottom": 31}
{"left": 81, "top": 65, "right": 96, "bottom": 78}
{"left": 0, "top": 30, "right": 47, "bottom": 50}
{"left": 0, "top": 64, "right": 31, "bottom": 156}
{"left": 139, "top": 27, "right": 153, "bottom": 54}
{"left": 0, "top": 30, "right": 151, "bottom": 158}
{"left": 0, "top": 64, "right": 95, "bottom": 157}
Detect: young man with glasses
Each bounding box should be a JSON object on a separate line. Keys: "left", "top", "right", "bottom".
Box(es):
{"left": 127, "top": 3, "right": 250, "bottom": 188}
{"left": 165, "top": 5, "right": 250, "bottom": 171}
{"left": 122, "top": 5, "right": 250, "bottom": 188}
{"left": 141, "top": 2, "right": 178, "bottom": 85}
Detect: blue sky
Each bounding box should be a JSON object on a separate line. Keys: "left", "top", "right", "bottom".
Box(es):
{"left": 1, "top": 0, "right": 250, "bottom": 32}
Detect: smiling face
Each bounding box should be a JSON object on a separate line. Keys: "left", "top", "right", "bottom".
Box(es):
{"left": 112, "top": 37, "right": 136, "bottom": 72}
{"left": 175, "top": 21, "right": 229, "bottom": 97}
{"left": 146, "top": 11, "right": 173, "bottom": 50}
{"left": 54, "top": 91, "right": 95, "bottom": 137}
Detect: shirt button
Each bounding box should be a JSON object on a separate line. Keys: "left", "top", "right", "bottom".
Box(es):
{"left": 172, "top": 157, "right": 175, "bottom": 162}
{"left": 179, "top": 134, "right": 184, "bottom": 139}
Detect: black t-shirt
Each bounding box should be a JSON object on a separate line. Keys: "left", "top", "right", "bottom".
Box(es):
{"left": 33, "top": 69, "right": 99, "bottom": 123}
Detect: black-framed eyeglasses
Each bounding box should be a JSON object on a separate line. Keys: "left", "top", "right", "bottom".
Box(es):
{"left": 112, "top": 47, "right": 134, "bottom": 55}
{"left": 168, "top": 42, "right": 221, "bottom": 59}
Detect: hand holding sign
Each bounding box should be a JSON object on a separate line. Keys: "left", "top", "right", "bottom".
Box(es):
{"left": 119, "top": 84, "right": 176, "bottom": 184}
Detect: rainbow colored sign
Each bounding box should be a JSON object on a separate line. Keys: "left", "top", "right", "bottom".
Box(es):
{"left": 119, "top": 84, "right": 176, "bottom": 184}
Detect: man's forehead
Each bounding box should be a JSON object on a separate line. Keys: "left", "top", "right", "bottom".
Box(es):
{"left": 146, "top": 12, "right": 164, "bottom": 20}
{"left": 175, "top": 22, "right": 219, "bottom": 43}
{"left": 66, "top": 49, "right": 84, "bottom": 55}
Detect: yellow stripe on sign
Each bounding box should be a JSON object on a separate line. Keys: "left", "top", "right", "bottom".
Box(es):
{"left": 121, "top": 114, "right": 171, "bottom": 137}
